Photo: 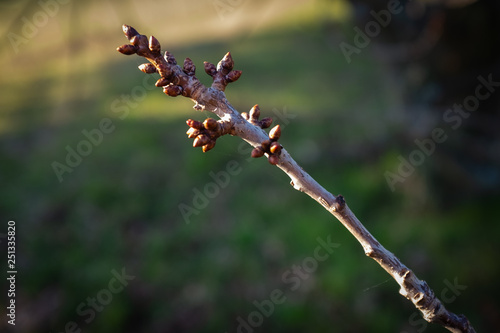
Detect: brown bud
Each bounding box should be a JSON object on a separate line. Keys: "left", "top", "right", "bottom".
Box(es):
{"left": 203, "top": 118, "right": 218, "bottom": 131}
{"left": 204, "top": 61, "right": 217, "bottom": 76}
{"left": 164, "top": 51, "right": 177, "bottom": 65}
{"left": 193, "top": 134, "right": 211, "bottom": 148}
{"left": 186, "top": 127, "right": 200, "bottom": 139}
{"left": 117, "top": 44, "right": 137, "bottom": 55}
{"left": 261, "top": 139, "right": 271, "bottom": 151}
{"left": 202, "top": 141, "right": 216, "bottom": 153}
{"left": 122, "top": 25, "right": 139, "bottom": 40}
{"left": 251, "top": 147, "right": 265, "bottom": 158}
{"left": 163, "top": 85, "right": 183, "bottom": 97}
{"left": 270, "top": 141, "right": 282, "bottom": 154}
{"left": 268, "top": 155, "right": 279, "bottom": 165}
{"left": 183, "top": 58, "right": 196, "bottom": 76}
{"left": 138, "top": 63, "right": 157, "bottom": 74}
{"left": 217, "top": 52, "right": 234, "bottom": 75}
{"left": 269, "top": 125, "right": 281, "bottom": 141}
{"left": 155, "top": 77, "right": 170, "bottom": 87}
{"left": 334, "top": 195, "right": 345, "bottom": 212}
{"left": 149, "top": 35, "right": 161, "bottom": 53}
{"left": 249, "top": 105, "right": 260, "bottom": 120}
{"left": 226, "top": 70, "right": 242, "bottom": 83}
{"left": 259, "top": 117, "right": 273, "bottom": 129}
{"left": 186, "top": 119, "right": 204, "bottom": 130}
{"left": 130, "top": 35, "right": 140, "bottom": 46}
{"left": 241, "top": 112, "right": 249, "bottom": 120}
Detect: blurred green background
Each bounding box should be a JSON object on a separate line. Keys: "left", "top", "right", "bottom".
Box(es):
{"left": 1, "top": 0, "right": 499, "bottom": 332}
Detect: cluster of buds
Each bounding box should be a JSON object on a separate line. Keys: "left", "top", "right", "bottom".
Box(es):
{"left": 117, "top": 25, "right": 192, "bottom": 98}
{"left": 118, "top": 25, "right": 173, "bottom": 79}
{"left": 204, "top": 52, "right": 242, "bottom": 91}
{"left": 241, "top": 105, "right": 273, "bottom": 129}
{"left": 186, "top": 118, "right": 233, "bottom": 152}
{"left": 137, "top": 52, "right": 190, "bottom": 97}
{"left": 251, "top": 125, "right": 282, "bottom": 165}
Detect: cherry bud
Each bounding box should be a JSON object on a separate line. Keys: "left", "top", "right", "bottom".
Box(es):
{"left": 270, "top": 141, "right": 282, "bottom": 154}
{"left": 259, "top": 117, "right": 273, "bottom": 129}
{"left": 122, "top": 24, "right": 139, "bottom": 40}
{"left": 193, "top": 134, "right": 211, "bottom": 148}
{"left": 117, "top": 44, "right": 137, "bottom": 55}
{"left": 269, "top": 125, "right": 281, "bottom": 141}
{"left": 268, "top": 155, "right": 279, "bottom": 165}
{"left": 202, "top": 141, "right": 216, "bottom": 153}
{"left": 186, "top": 119, "right": 204, "bottom": 130}
{"left": 138, "top": 63, "right": 157, "bottom": 74}
{"left": 204, "top": 61, "right": 217, "bottom": 76}
{"left": 164, "top": 51, "right": 177, "bottom": 65}
{"left": 149, "top": 35, "right": 161, "bottom": 53}
{"left": 203, "top": 118, "right": 218, "bottom": 131}
{"left": 249, "top": 104, "right": 260, "bottom": 120}
{"left": 226, "top": 70, "right": 242, "bottom": 83}
{"left": 155, "top": 77, "right": 170, "bottom": 87}
{"left": 251, "top": 147, "right": 265, "bottom": 158}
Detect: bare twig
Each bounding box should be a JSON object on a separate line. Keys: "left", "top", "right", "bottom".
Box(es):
{"left": 117, "top": 25, "right": 476, "bottom": 333}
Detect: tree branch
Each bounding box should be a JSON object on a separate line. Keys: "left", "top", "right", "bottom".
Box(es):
{"left": 117, "top": 25, "right": 476, "bottom": 333}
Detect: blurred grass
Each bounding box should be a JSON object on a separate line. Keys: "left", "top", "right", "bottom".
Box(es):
{"left": 0, "top": 0, "right": 498, "bottom": 332}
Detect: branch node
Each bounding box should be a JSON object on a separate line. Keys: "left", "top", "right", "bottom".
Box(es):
{"left": 193, "top": 103, "right": 204, "bottom": 111}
